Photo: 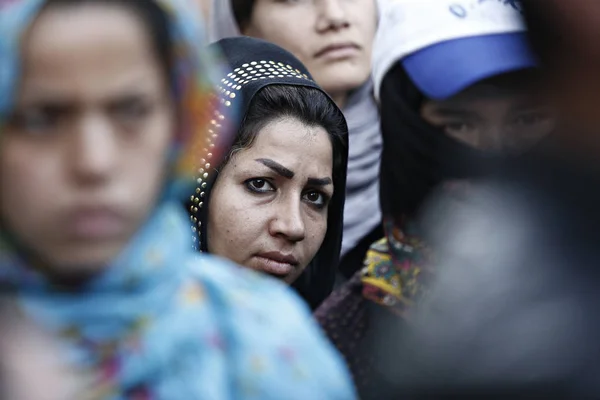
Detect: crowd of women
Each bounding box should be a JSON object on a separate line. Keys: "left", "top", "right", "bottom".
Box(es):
{"left": 2, "top": 0, "right": 600, "bottom": 398}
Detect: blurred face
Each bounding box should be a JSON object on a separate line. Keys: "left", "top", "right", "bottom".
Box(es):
{"left": 207, "top": 118, "right": 333, "bottom": 284}
{"left": 421, "top": 77, "right": 554, "bottom": 153}
{"left": 244, "top": 0, "right": 377, "bottom": 107}
{"left": 0, "top": 4, "right": 175, "bottom": 275}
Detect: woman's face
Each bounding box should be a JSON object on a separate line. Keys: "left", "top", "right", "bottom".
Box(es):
{"left": 421, "top": 80, "right": 554, "bottom": 153}
{"left": 0, "top": 4, "right": 175, "bottom": 275}
{"left": 244, "top": 0, "right": 377, "bottom": 107}
{"left": 207, "top": 117, "right": 334, "bottom": 284}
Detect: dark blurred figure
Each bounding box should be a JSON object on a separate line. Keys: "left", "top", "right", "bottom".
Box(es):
{"left": 368, "top": 1, "right": 600, "bottom": 398}
{"left": 313, "top": 1, "right": 561, "bottom": 398}
{"left": 524, "top": 0, "right": 600, "bottom": 156}
{"left": 375, "top": 179, "right": 600, "bottom": 399}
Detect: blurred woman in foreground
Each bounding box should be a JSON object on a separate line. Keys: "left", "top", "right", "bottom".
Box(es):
{"left": 0, "top": 0, "right": 355, "bottom": 398}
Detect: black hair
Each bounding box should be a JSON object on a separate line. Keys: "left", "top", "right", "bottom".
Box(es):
{"left": 220, "top": 84, "right": 346, "bottom": 183}
{"left": 230, "top": 0, "right": 254, "bottom": 31}
{"left": 43, "top": 0, "right": 173, "bottom": 86}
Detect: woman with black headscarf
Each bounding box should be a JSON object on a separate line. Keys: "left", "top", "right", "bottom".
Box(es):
{"left": 190, "top": 37, "right": 348, "bottom": 310}
{"left": 205, "top": 0, "right": 384, "bottom": 279}
{"left": 315, "top": 1, "right": 554, "bottom": 397}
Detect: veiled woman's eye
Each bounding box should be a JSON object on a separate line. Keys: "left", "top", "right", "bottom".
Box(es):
{"left": 512, "top": 111, "right": 550, "bottom": 127}
{"left": 444, "top": 121, "right": 475, "bottom": 136}
{"left": 245, "top": 178, "right": 275, "bottom": 193}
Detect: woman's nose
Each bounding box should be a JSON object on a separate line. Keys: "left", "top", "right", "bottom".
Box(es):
{"left": 67, "top": 113, "right": 117, "bottom": 183}
{"left": 316, "top": 0, "right": 350, "bottom": 32}
{"left": 269, "top": 200, "right": 306, "bottom": 243}
{"left": 479, "top": 126, "right": 506, "bottom": 151}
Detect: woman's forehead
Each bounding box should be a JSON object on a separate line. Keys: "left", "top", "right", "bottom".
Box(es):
{"left": 15, "top": 5, "right": 167, "bottom": 102}
{"left": 228, "top": 119, "right": 332, "bottom": 173}
{"left": 24, "top": 4, "right": 152, "bottom": 60}
{"left": 246, "top": 118, "right": 331, "bottom": 153}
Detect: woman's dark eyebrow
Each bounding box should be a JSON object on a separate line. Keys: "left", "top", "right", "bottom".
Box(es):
{"left": 507, "top": 104, "right": 547, "bottom": 115}
{"left": 255, "top": 158, "right": 294, "bottom": 179}
{"left": 16, "top": 98, "right": 73, "bottom": 111}
{"left": 255, "top": 159, "right": 331, "bottom": 185}
{"left": 307, "top": 177, "right": 332, "bottom": 186}
{"left": 432, "top": 107, "right": 479, "bottom": 119}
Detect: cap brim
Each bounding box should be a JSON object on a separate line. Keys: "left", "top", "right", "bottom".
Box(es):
{"left": 402, "top": 33, "right": 537, "bottom": 100}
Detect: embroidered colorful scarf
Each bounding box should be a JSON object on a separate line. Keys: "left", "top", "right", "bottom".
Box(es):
{"left": 361, "top": 218, "right": 434, "bottom": 317}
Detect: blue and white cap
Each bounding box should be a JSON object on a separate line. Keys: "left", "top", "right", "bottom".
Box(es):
{"left": 372, "top": 0, "right": 536, "bottom": 100}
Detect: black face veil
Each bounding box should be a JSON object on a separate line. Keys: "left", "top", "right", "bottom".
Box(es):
{"left": 378, "top": 63, "right": 543, "bottom": 222}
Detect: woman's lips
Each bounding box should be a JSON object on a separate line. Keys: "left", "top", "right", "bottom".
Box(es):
{"left": 63, "top": 207, "right": 127, "bottom": 240}
{"left": 314, "top": 43, "right": 360, "bottom": 61}
{"left": 254, "top": 252, "right": 299, "bottom": 278}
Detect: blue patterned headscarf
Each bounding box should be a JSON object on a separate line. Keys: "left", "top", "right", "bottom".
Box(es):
{"left": 0, "top": 1, "right": 356, "bottom": 398}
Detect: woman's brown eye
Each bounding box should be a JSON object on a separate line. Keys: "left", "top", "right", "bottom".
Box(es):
{"left": 245, "top": 178, "right": 275, "bottom": 194}
{"left": 9, "top": 108, "right": 62, "bottom": 135}
{"left": 303, "top": 190, "right": 329, "bottom": 210}
{"left": 307, "top": 192, "right": 320, "bottom": 202}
